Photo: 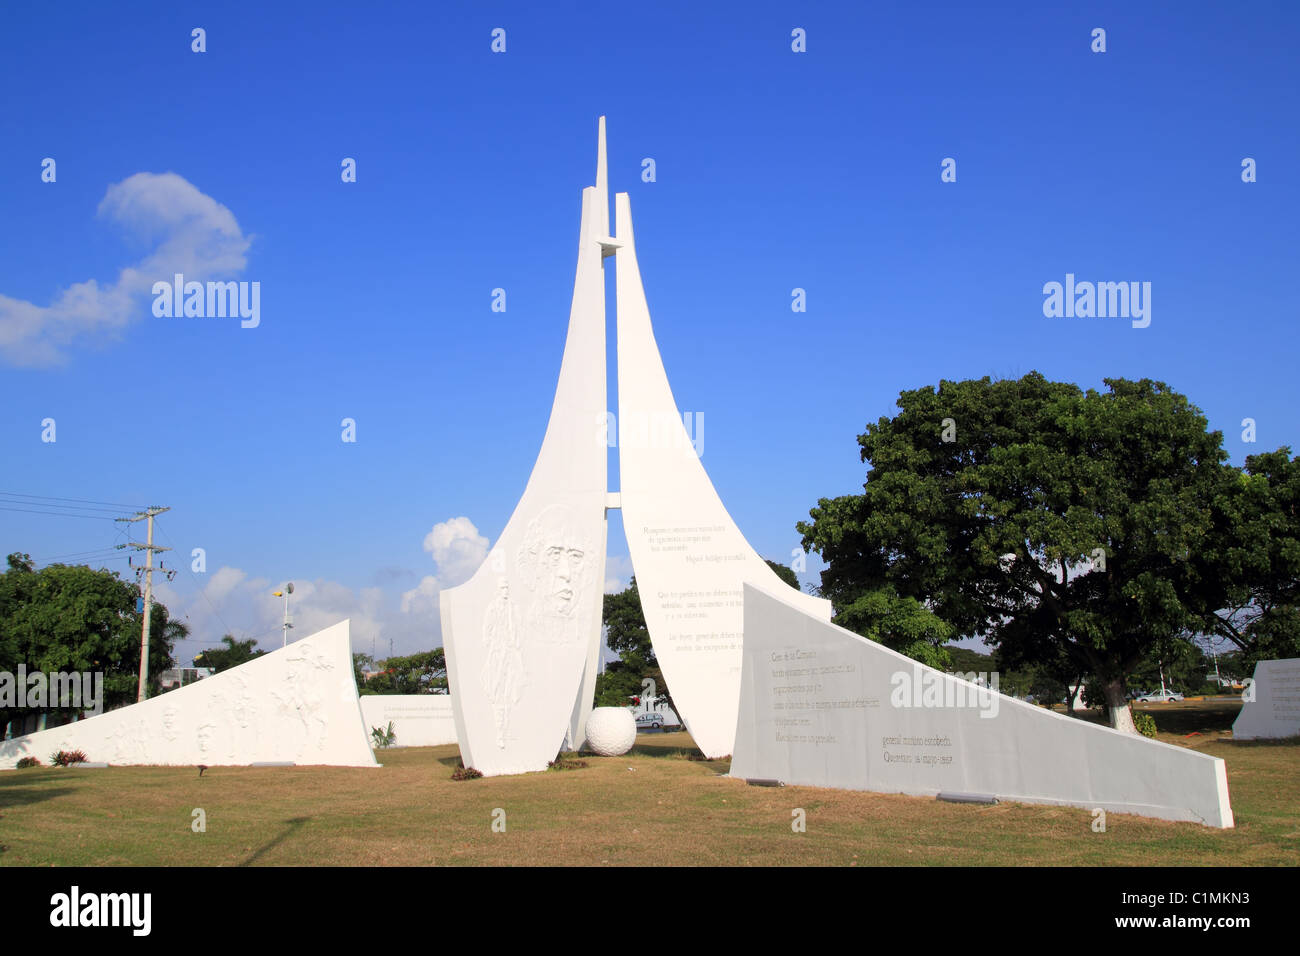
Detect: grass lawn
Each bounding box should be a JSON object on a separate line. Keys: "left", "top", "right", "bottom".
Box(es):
{"left": 1, "top": 699, "right": 1295, "bottom": 866}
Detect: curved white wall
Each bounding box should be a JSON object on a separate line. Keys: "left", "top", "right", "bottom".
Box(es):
{"left": 0, "top": 620, "right": 377, "bottom": 770}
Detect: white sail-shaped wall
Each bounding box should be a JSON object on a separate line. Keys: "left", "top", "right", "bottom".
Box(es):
{"left": 0, "top": 620, "right": 376, "bottom": 769}
{"left": 439, "top": 120, "right": 611, "bottom": 776}
{"left": 613, "top": 191, "right": 833, "bottom": 759}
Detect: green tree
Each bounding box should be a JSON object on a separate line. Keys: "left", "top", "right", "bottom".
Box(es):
{"left": 765, "top": 559, "right": 800, "bottom": 590}
{"left": 193, "top": 634, "right": 265, "bottom": 673}
{"left": 359, "top": 649, "right": 447, "bottom": 695}
{"left": 1197, "top": 448, "right": 1300, "bottom": 671}
{"left": 798, "top": 373, "right": 1245, "bottom": 733}
{"left": 596, "top": 576, "right": 666, "bottom": 711}
{"left": 0, "top": 553, "right": 182, "bottom": 734}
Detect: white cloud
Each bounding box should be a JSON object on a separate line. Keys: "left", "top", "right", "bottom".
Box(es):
{"left": 0, "top": 172, "right": 252, "bottom": 366}
{"left": 420, "top": 516, "right": 489, "bottom": 586}
{"left": 397, "top": 516, "right": 492, "bottom": 621}
{"left": 400, "top": 575, "right": 441, "bottom": 616}
{"left": 149, "top": 518, "right": 491, "bottom": 666}
{"left": 154, "top": 566, "right": 438, "bottom": 667}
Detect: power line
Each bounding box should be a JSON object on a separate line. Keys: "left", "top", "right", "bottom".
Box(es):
{"left": 0, "top": 505, "right": 128, "bottom": 521}
{"left": 0, "top": 491, "right": 151, "bottom": 510}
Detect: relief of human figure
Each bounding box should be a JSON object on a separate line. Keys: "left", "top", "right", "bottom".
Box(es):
{"left": 271, "top": 644, "right": 332, "bottom": 758}
{"left": 481, "top": 578, "right": 524, "bottom": 749}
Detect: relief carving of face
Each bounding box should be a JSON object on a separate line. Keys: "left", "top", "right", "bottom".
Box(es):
{"left": 518, "top": 505, "right": 592, "bottom": 623}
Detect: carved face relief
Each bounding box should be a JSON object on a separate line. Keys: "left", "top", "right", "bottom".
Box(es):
{"left": 161, "top": 705, "right": 179, "bottom": 743}
{"left": 516, "top": 504, "right": 594, "bottom": 643}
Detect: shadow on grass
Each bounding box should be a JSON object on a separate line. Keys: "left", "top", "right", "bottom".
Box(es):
{"left": 0, "top": 774, "right": 79, "bottom": 811}
{"left": 1050, "top": 701, "right": 1243, "bottom": 737}
{"left": 240, "top": 816, "right": 312, "bottom": 866}
{"left": 1136, "top": 701, "right": 1241, "bottom": 736}
{"left": 1224, "top": 735, "right": 1300, "bottom": 748}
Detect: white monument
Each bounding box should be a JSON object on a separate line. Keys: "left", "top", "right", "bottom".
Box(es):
{"left": 0, "top": 620, "right": 377, "bottom": 770}
{"left": 731, "top": 584, "right": 1234, "bottom": 828}
{"left": 1232, "top": 657, "right": 1300, "bottom": 740}
{"left": 440, "top": 118, "right": 832, "bottom": 773}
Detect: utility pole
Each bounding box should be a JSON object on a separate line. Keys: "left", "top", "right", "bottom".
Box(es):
{"left": 117, "top": 506, "right": 171, "bottom": 702}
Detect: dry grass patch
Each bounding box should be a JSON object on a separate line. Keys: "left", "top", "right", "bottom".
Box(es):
{"left": 1, "top": 718, "right": 1295, "bottom": 866}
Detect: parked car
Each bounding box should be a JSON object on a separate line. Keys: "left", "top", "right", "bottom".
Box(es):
{"left": 635, "top": 712, "right": 665, "bottom": 729}
{"left": 1135, "top": 690, "right": 1184, "bottom": 703}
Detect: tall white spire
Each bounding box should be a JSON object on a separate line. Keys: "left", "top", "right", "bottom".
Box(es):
{"left": 596, "top": 115, "right": 609, "bottom": 238}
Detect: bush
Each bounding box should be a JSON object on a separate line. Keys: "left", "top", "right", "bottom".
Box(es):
{"left": 1133, "top": 711, "right": 1157, "bottom": 739}
{"left": 16, "top": 756, "right": 41, "bottom": 769}
{"left": 370, "top": 721, "right": 397, "bottom": 749}
{"left": 451, "top": 764, "right": 482, "bottom": 781}
{"left": 547, "top": 755, "right": 589, "bottom": 771}
{"left": 50, "top": 749, "right": 88, "bottom": 767}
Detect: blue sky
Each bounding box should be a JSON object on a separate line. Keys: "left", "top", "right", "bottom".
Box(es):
{"left": 2, "top": 1, "right": 1297, "bottom": 665}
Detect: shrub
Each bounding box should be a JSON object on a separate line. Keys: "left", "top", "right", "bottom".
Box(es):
{"left": 51, "top": 749, "right": 88, "bottom": 767}
{"left": 451, "top": 764, "right": 482, "bottom": 781}
{"left": 16, "top": 756, "right": 41, "bottom": 769}
{"left": 1133, "top": 711, "right": 1157, "bottom": 739}
{"left": 370, "top": 721, "right": 397, "bottom": 749}
{"left": 547, "top": 755, "right": 589, "bottom": 771}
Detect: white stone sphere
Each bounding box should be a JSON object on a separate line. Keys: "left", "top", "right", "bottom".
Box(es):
{"left": 584, "top": 707, "right": 637, "bottom": 756}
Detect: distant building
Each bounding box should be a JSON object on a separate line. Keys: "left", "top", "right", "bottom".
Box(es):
{"left": 159, "top": 667, "right": 213, "bottom": 691}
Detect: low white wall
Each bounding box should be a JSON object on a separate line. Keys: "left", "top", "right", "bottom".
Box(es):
{"left": 0, "top": 620, "right": 376, "bottom": 769}
{"left": 359, "top": 694, "right": 457, "bottom": 747}
{"left": 731, "top": 584, "right": 1233, "bottom": 828}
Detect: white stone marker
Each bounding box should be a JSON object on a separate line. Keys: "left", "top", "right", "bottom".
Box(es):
{"left": 0, "top": 620, "right": 377, "bottom": 770}
{"left": 731, "top": 584, "right": 1234, "bottom": 828}
{"left": 1232, "top": 657, "right": 1300, "bottom": 740}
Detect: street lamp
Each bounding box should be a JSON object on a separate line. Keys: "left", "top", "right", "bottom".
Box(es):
{"left": 272, "top": 582, "right": 294, "bottom": 647}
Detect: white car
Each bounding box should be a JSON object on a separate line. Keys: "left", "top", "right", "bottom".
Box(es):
{"left": 635, "top": 712, "right": 665, "bottom": 729}
{"left": 1135, "top": 690, "right": 1184, "bottom": 703}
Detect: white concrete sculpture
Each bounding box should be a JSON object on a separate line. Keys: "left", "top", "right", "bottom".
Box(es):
{"left": 441, "top": 118, "right": 837, "bottom": 773}
{"left": 359, "top": 694, "right": 458, "bottom": 747}
{"left": 613, "top": 191, "right": 834, "bottom": 759}
{"left": 731, "top": 584, "right": 1234, "bottom": 828}
{"left": 0, "top": 620, "right": 377, "bottom": 770}
{"left": 584, "top": 706, "right": 636, "bottom": 756}
{"left": 439, "top": 120, "right": 612, "bottom": 776}
{"left": 1232, "top": 657, "right": 1300, "bottom": 740}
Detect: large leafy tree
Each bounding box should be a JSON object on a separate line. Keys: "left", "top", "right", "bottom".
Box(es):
{"left": 0, "top": 553, "right": 183, "bottom": 733}
{"left": 193, "top": 634, "right": 265, "bottom": 673}
{"left": 798, "top": 373, "right": 1246, "bottom": 733}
